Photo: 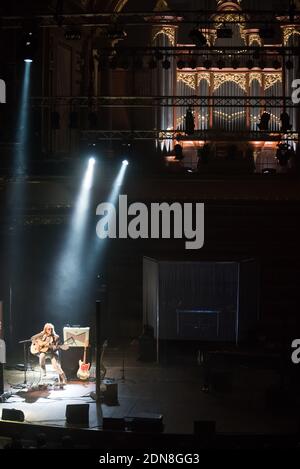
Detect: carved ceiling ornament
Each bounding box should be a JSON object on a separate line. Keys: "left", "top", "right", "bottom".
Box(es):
{"left": 282, "top": 26, "right": 300, "bottom": 45}
{"left": 214, "top": 13, "right": 247, "bottom": 43}
{"left": 177, "top": 72, "right": 197, "bottom": 90}
{"left": 264, "top": 72, "right": 282, "bottom": 90}
{"left": 213, "top": 72, "right": 247, "bottom": 92}
{"left": 248, "top": 33, "right": 262, "bottom": 47}
{"left": 197, "top": 73, "right": 211, "bottom": 87}
{"left": 202, "top": 30, "right": 218, "bottom": 45}
{"left": 153, "top": 26, "right": 176, "bottom": 46}
{"left": 249, "top": 72, "right": 262, "bottom": 87}
{"left": 177, "top": 70, "right": 281, "bottom": 92}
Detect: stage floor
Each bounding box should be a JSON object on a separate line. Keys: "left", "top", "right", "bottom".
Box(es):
{"left": 0, "top": 343, "right": 299, "bottom": 436}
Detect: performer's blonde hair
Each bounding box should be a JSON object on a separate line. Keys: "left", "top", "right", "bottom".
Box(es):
{"left": 43, "top": 323, "right": 56, "bottom": 335}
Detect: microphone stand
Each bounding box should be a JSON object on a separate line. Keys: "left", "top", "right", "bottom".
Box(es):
{"left": 18, "top": 339, "right": 32, "bottom": 386}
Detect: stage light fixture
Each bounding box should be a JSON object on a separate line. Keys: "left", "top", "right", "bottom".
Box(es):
{"left": 21, "top": 30, "right": 37, "bottom": 63}
{"left": 258, "top": 59, "right": 266, "bottom": 69}
{"left": 177, "top": 59, "right": 186, "bottom": 69}
{"left": 189, "top": 28, "right": 208, "bottom": 47}
{"left": 231, "top": 59, "right": 240, "bottom": 69}
{"left": 286, "top": 59, "right": 294, "bottom": 70}
{"left": 122, "top": 160, "right": 129, "bottom": 166}
{"left": 203, "top": 59, "right": 212, "bottom": 69}
{"left": 289, "top": 1, "right": 296, "bottom": 23}
{"left": 217, "top": 59, "right": 225, "bottom": 69}
{"left": 246, "top": 59, "right": 254, "bottom": 69}
{"left": 162, "top": 58, "right": 171, "bottom": 70}
{"left": 154, "top": 50, "right": 164, "bottom": 61}
{"left": 189, "top": 58, "right": 197, "bottom": 69}
{"left": 272, "top": 59, "right": 281, "bottom": 69}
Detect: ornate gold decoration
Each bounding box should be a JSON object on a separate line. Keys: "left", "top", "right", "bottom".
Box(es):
{"left": 264, "top": 73, "right": 282, "bottom": 90}
{"left": 154, "top": 0, "right": 170, "bottom": 11}
{"left": 153, "top": 26, "right": 176, "bottom": 45}
{"left": 214, "top": 13, "right": 247, "bottom": 43}
{"left": 177, "top": 72, "right": 197, "bottom": 90}
{"left": 249, "top": 73, "right": 262, "bottom": 87}
{"left": 202, "top": 29, "right": 218, "bottom": 45}
{"left": 197, "top": 73, "right": 211, "bottom": 87}
{"left": 282, "top": 26, "right": 300, "bottom": 45}
{"left": 177, "top": 70, "right": 282, "bottom": 92}
{"left": 213, "top": 73, "right": 247, "bottom": 92}
{"left": 248, "top": 33, "right": 262, "bottom": 46}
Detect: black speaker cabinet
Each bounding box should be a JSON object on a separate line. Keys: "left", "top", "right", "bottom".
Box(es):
{"left": 193, "top": 420, "right": 216, "bottom": 436}
{"left": 2, "top": 408, "right": 25, "bottom": 422}
{"left": 126, "top": 413, "right": 164, "bottom": 433}
{"left": 66, "top": 404, "right": 89, "bottom": 425}
{"left": 102, "top": 379, "right": 118, "bottom": 405}
{"left": 103, "top": 418, "right": 125, "bottom": 431}
{"left": 61, "top": 347, "right": 91, "bottom": 380}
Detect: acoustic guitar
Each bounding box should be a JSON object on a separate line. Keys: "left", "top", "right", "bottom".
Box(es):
{"left": 77, "top": 346, "right": 91, "bottom": 380}
{"left": 31, "top": 338, "right": 69, "bottom": 355}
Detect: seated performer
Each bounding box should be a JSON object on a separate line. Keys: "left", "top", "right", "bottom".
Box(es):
{"left": 31, "top": 323, "right": 67, "bottom": 385}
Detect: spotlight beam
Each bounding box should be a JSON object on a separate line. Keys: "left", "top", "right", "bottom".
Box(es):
{"left": 15, "top": 62, "right": 31, "bottom": 178}
{"left": 86, "top": 159, "right": 129, "bottom": 273}
{"left": 51, "top": 157, "right": 96, "bottom": 313}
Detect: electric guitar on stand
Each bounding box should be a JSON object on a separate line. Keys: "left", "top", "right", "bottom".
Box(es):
{"left": 77, "top": 346, "right": 91, "bottom": 380}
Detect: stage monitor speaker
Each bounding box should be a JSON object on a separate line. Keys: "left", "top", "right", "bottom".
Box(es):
{"left": 66, "top": 404, "right": 89, "bottom": 425}
{"left": 2, "top": 408, "right": 25, "bottom": 422}
{"left": 193, "top": 420, "right": 216, "bottom": 437}
{"left": 103, "top": 418, "right": 125, "bottom": 431}
{"left": 102, "top": 379, "right": 118, "bottom": 405}
{"left": 126, "top": 413, "right": 164, "bottom": 433}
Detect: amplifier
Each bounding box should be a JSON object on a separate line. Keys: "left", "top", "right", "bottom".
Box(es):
{"left": 63, "top": 327, "right": 90, "bottom": 347}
